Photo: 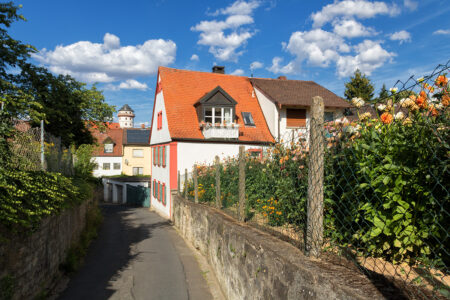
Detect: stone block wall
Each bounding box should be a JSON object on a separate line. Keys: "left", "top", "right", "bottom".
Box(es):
{"left": 172, "top": 194, "right": 385, "bottom": 300}
{"left": 0, "top": 200, "right": 89, "bottom": 299}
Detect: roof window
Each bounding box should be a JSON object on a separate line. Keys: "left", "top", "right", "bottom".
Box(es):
{"left": 241, "top": 112, "right": 255, "bottom": 126}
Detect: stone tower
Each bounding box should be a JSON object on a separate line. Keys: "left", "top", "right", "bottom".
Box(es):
{"left": 118, "top": 104, "right": 135, "bottom": 128}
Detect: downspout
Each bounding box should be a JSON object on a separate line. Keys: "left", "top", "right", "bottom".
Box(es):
{"left": 277, "top": 103, "right": 282, "bottom": 143}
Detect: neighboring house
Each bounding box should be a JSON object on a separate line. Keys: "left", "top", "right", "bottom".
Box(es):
{"left": 149, "top": 66, "right": 350, "bottom": 219}
{"left": 250, "top": 76, "right": 351, "bottom": 142}
{"left": 91, "top": 125, "right": 123, "bottom": 177}
{"left": 122, "top": 128, "right": 152, "bottom": 176}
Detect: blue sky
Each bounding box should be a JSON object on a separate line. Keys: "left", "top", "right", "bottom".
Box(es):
{"left": 9, "top": 0, "right": 450, "bottom": 126}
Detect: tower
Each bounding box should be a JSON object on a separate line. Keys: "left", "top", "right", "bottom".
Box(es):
{"left": 118, "top": 104, "right": 135, "bottom": 128}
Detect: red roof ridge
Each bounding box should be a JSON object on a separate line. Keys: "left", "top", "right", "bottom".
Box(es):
{"left": 159, "top": 66, "right": 247, "bottom": 78}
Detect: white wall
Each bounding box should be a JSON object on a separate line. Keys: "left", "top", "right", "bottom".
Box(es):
{"left": 150, "top": 144, "right": 171, "bottom": 218}
{"left": 92, "top": 156, "right": 122, "bottom": 177}
{"left": 150, "top": 78, "right": 171, "bottom": 145}
{"left": 254, "top": 87, "right": 278, "bottom": 138}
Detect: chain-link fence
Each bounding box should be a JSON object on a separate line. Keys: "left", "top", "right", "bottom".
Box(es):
{"left": 10, "top": 120, "right": 74, "bottom": 176}
{"left": 182, "top": 61, "right": 449, "bottom": 299}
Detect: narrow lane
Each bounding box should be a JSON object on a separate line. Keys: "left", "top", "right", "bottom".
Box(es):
{"left": 58, "top": 204, "right": 213, "bottom": 300}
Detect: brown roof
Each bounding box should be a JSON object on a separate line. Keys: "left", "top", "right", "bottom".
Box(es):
{"left": 91, "top": 128, "right": 123, "bottom": 156}
{"left": 158, "top": 67, "right": 274, "bottom": 143}
{"left": 250, "top": 78, "right": 351, "bottom": 108}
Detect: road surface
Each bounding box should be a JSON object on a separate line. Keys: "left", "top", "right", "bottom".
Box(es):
{"left": 58, "top": 204, "right": 213, "bottom": 300}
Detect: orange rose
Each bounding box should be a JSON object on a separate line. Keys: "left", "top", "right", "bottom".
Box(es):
{"left": 436, "top": 75, "right": 448, "bottom": 87}
{"left": 442, "top": 94, "right": 449, "bottom": 107}
{"left": 380, "top": 112, "right": 393, "bottom": 124}
{"left": 416, "top": 90, "right": 428, "bottom": 109}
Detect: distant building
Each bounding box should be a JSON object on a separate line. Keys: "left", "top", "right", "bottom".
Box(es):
{"left": 118, "top": 104, "right": 135, "bottom": 128}
{"left": 122, "top": 127, "right": 152, "bottom": 176}
{"left": 91, "top": 123, "right": 124, "bottom": 177}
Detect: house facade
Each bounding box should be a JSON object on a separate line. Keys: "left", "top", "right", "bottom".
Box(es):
{"left": 91, "top": 126, "right": 123, "bottom": 177}
{"left": 149, "top": 66, "right": 351, "bottom": 219}
{"left": 122, "top": 128, "right": 152, "bottom": 176}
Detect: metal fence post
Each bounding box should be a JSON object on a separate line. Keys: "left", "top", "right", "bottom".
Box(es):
{"left": 193, "top": 164, "right": 198, "bottom": 203}
{"left": 184, "top": 168, "right": 188, "bottom": 200}
{"left": 238, "top": 146, "right": 246, "bottom": 222}
{"left": 306, "top": 96, "right": 324, "bottom": 258}
{"left": 215, "top": 156, "right": 221, "bottom": 208}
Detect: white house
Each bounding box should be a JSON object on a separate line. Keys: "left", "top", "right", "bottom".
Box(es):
{"left": 149, "top": 66, "right": 351, "bottom": 219}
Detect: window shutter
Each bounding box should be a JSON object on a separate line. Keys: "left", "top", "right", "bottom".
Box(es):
{"left": 162, "top": 183, "right": 166, "bottom": 205}
{"left": 153, "top": 148, "right": 156, "bottom": 166}
{"left": 157, "top": 147, "right": 160, "bottom": 166}
{"left": 162, "top": 146, "right": 166, "bottom": 167}
{"left": 286, "top": 109, "right": 307, "bottom": 127}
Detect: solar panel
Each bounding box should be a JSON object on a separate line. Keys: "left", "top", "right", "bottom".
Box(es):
{"left": 126, "top": 130, "right": 150, "bottom": 144}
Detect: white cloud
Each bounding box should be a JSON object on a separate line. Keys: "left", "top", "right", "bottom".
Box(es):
{"left": 311, "top": 0, "right": 400, "bottom": 28}
{"left": 389, "top": 30, "right": 411, "bottom": 44}
{"left": 33, "top": 33, "right": 176, "bottom": 83}
{"left": 285, "top": 29, "right": 350, "bottom": 67}
{"left": 404, "top": 0, "right": 418, "bottom": 11}
{"left": 231, "top": 69, "right": 244, "bottom": 75}
{"left": 250, "top": 61, "right": 263, "bottom": 70}
{"left": 332, "top": 19, "right": 377, "bottom": 38}
{"left": 433, "top": 29, "right": 450, "bottom": 35}
{"left": 190, "top": 54, "right": 199, "bottom": 61}
{"left": 192, "top": 0, "right": 260, "bottom": 62}
{"left": 267, "top": 57, "right": 297, "bottom": 74}
{"left": 105, "top": 79, "right": 149, "bottom": 91}
{"left": 211, "top": 0, "right": 260, "bottom": 16}
{"left": 336, "top": 40, "right": 395, "bottom": 77}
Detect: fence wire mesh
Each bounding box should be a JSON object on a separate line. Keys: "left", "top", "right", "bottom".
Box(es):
{"left": 10, "top": 120, "right": 74, "bottom": 176}
{"left": 183, "top": 61, "right": 450, "bottom": 299}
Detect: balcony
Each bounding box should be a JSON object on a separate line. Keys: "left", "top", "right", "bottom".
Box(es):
{"left": 200, "top": 123, "right": 240, "bottom": 140}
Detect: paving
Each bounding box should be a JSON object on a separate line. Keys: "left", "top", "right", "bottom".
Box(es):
{"left": 58, "top": 204, "right": 213, "bottom": 300}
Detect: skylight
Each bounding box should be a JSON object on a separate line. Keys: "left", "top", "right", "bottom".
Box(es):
{"left": 242, "top": 112, "right": 255, "bottom": 126}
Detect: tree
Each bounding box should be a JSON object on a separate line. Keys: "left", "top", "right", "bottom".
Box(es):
{"left": 18, "top": 64, "right": 115, "bottom": 147}
{"left": 344, "top": 69, "right": 375, "bottom": 103}
{"left": 378, "top": 84, "right": 389, "bottom": 101}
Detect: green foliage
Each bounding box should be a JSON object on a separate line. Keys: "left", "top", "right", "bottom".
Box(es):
{"left": 74, "top": 144, "right": 97, "bottom": 179}
{"left": 344, "top": 69, "right": 375, "bottom": 102}
{"left": 378, "top": 84, "right": 389, "bottom": 102}
{"left": 19, "top": 65, "right": 115, "bottom": 147}
{"left": 0, "top": 168, "right": 93, "bottom": 232}
{"left": 0, "top": 275, "right": 15, "bottom": 300}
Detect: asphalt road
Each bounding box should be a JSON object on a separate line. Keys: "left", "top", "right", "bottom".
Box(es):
{"left": 58, "top": 204, "right": 213, "bottom": 300}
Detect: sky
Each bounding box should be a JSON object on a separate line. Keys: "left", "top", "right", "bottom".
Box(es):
{"left": 9, "top": 0, "right": 450, "bottom": 126}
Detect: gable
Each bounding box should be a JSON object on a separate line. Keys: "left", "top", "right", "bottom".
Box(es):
{"left": 197, "top": 86, "right": 238, "bottom": 107}
{"left": 150, "top": 75, "right": 172, "bottom": 145}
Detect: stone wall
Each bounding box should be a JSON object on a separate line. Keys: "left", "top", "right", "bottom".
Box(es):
{"left": 172, "top": 193, "right": 386, "bottom": 300}
{"left": 0, "top": 200, "right": 91, "bottom": 299}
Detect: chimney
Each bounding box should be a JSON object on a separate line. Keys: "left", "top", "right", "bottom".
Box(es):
{"left": 212, "top": 66, "right": 225, "bottom": 74}
{"left": 277, "top": 76, "right": 287, "bottom": 80}
{"left": 141, "top": 123, "right": 145, "bottom": 129}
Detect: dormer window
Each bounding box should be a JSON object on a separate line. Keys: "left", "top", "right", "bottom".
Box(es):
{"left": 104, "top": 144, "right": 113, "bottom": 153}
{"left": 204, "top": 107, "right": 233, "bottom": 124}
{"left": 195, "top": 86, "right": 237, "bottom": 125}
{"left": 241, "top": 112, "right": 255, "bottom": 126}
{"left": 103, "top": 137, "right": 115, "bottom": 153}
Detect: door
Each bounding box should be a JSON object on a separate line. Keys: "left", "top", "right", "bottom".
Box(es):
{"left": 126, "top": 184, "right": 150, "bottom": 207}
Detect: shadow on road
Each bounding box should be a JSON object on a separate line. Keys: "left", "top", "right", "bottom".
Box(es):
{"left": 58, "top": 204, "right": 170, "bottom": 300}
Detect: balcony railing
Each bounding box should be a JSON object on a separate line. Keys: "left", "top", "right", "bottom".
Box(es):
{"left": 200, "top": 123, "right": 239, "bottom": 140}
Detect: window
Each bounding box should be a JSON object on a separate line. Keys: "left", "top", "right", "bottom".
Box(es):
{"left": 104, "top": 144, "right": 113, "bottom": 153}
{"left": 157, "top": 147, "right": 160, "bottom": 166}
{"left": 133, "top": 149, "right": 144, "bottom": 158}
{"left": 159, "top": 182, "right": 163, "bottom": 202}
{"left": 286, "top": 109, "right": 306, "bottom": 128}
{"left": 133, "top": 167, "right": 143, "bottom": 175}
{"left": 153, "top": 180, "right": 156, "bottom": 198}
{"left": 103, "top": 163, "right": 110, "bottom": 170}
{"left": 204, "top": 107, "right": 233, "bottom": 124}
{"left": 93, "top": 163, "right": 99, "bottom": 170}
{"left": 153, "top": 147, "right": 156, "bottom": 166}
{"left": 157, "top": 111, "right": 163, "bottom": 130}
{"left": 248, "top": 149, "right": 262, "bottom": 158}
{"left": 113, "top": 163, "right": 121, "bottom": 170}
{"left": 241, "top": 112, "right": 255, "bottom": 126}
{"left": 324, "top": 111, "right": 334, "bottom": 122}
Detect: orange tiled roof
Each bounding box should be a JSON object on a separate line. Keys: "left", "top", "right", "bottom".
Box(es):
{"left": 159, "top": 67, "right": 275, "bottom": 143}
{"left": 91, "top": 128, "right": 123, "bottom": 156}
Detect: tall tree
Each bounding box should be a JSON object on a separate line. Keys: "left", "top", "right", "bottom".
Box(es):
{"left": 344, "top": 69, "right": 375, "bottom": 103}
{"left": 19, "top": 64, "right": 115, "bottom": 147}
